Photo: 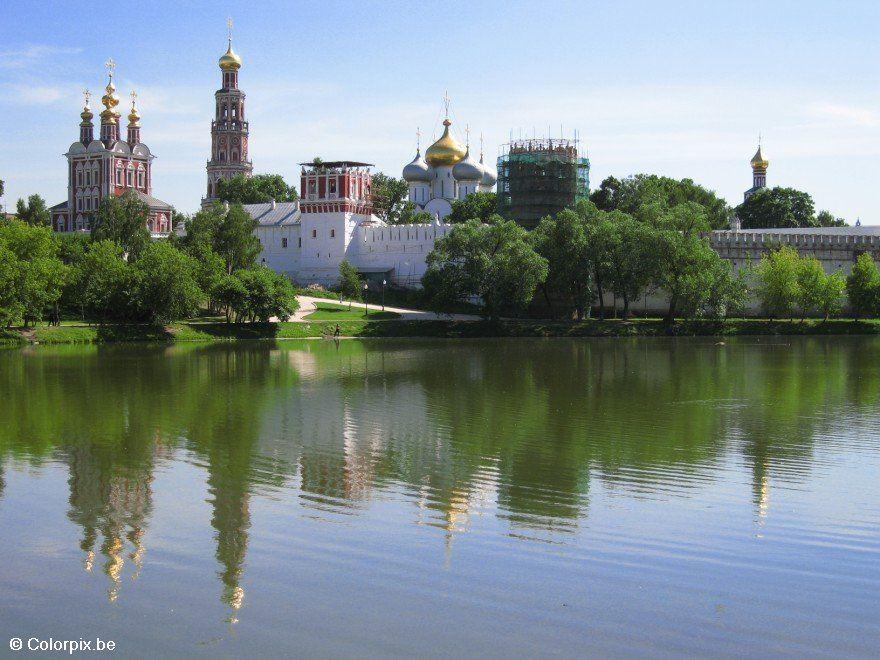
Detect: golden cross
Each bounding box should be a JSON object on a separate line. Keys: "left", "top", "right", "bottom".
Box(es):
{"left": 83, "top": 89, "right": 91, "bottom": 106}
{"left": 227, "top": 16, "right": 234, "bottom": 41}
{"left": 105, "top": 58, "right": 115, "bottom": 77}
{"left": 130, "top": 90, "right": 137, "bottom": 106}
{"left": 465, "top": 123, "right": 470, "bottom": 146}
{"left": 416, "top": 126, "right": 421, "bottom": 149}
{"left": 442, "top": 90, "right": 450, "bottom": 119}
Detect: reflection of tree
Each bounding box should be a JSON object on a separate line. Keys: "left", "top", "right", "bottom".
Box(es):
{"left": 3, "top": 337, "right": 880, "bottom": 605}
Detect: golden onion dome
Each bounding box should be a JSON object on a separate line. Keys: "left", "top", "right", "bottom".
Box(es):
{"left": 128, "top": 104, "right": 140, "bottom": 126}
{"left": 750, "top": 146, "right": 769, "bottom": 169}
{"left": 80, "top": 104, "right": 93, "bottom": 124}
{"left": 425, "top": 119, "right": 467, "bottom": 167}
{"left": 219, "top": 40, "right": 242, "bottom": 70}
{"left": 100, "top": 77, "right": 121, "bottom": 120}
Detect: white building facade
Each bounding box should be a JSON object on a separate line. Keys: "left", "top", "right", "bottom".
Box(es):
{"left": 252, "top": 161, "right": 453, "bottom": 288}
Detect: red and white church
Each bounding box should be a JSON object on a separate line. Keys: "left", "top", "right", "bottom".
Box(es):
{"left": 50, "top": 60, "right": 172, "bottom": 236}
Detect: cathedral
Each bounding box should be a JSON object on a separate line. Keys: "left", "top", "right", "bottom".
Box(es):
{"left": 402, "top": 103, "right": 496, "bottom": 220}
{"left": 50, "top": 61, "right": 172, "bottom": 235}
{"left": 202, "top": 23, "right": 252, "bottom": 207}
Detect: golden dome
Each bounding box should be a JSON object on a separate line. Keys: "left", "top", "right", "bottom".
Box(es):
{"left": 219, "top": 41, "right": 242, "bottom": 70}
{"left": 127, "top": 90, "right": 140, "bottom": 126}
{"left": 425, "top": 119, "right": 467, "bottom": 167}
{"left": 750, "top": 146, "right": 769, "bottom": 169}
{"left": 100, "top": 77, "right": 120, "bottom": 121}
{"left": 80, "top": 104, "right": 93, "bottom": 124}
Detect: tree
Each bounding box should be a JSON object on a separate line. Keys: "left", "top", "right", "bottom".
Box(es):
{"left": 213, "top": 274, "right": 248, "bottom": 323}
{"left": 216, "top": 174, "right": 297, "bottom": 204}
{"left": 818, "top": 271, "right": 846, "bottom": 321}
{"left": 588, "top": 176, "right": 621, "bottom": 212}
{"left": 396, "top": 202, "right": 435, "bottom": 225}
{"left": 756, "top": 246, "right": 801, "bottom": 319}
{"left": 74, "top": 240, "right": 136, "bottom": 323}
{"left": 92, "top": 190, "right": 151, "bottom": 255}
{"left": 0, "top": 219, "right": 67, "bottom": 326}
{"left": 735, "top": 187, "right": 817, "bottom": 229}
{"left": 423, "top": 219, "right": 547, "bottom": 319}
{"left": 648, "top": 202, "right": 714, "bottom": 321}
{"left": 817, "top": 210, "right": 847, "bottom": 227}
{"left": 607, "top": 215, "right": 661, "bottom": 318}
{"left": 190, "top": 244, "right": 226, "bottom": 311}
{"left": 795, "top": 256, "right": 827, "bottom": 320}
{"left": 132, "top": 241, "right": 203, "bottom": 324}
{"left": 337, "top": 260, "right": 362, "bottom": 309}
{"left": 370, "top": 173, "right": 409, "bottom": 223}
{"left": 15, "top": 194, "right": 50, "bottom": 226}
{"left": 599, "top": 174, "right": 730, "bottom": 229}
{"left": 846, "top": 253, "right": 880, "bottom": 319}
{"left": 215, "top": 203, "right": 261, "bottom": 273}
{"left": 532, "top": 208, "right": 593, "bottom": 319}
{"left": 446, "top": 192, "right": 498, "bottom": 224}
{"left": 234, "top": 267, "right": 298, "bottom": 322}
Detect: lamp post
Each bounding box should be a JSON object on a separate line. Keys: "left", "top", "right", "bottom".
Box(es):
{"left": 363, "top": 282, "right": 369, "bottom": 318}
{"left": 381, "top": 279, "right": 386, "bottom": 311}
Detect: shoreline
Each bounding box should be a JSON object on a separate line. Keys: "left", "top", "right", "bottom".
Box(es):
{"left": 4, "top": 318, "right": 880, "bottom": 346}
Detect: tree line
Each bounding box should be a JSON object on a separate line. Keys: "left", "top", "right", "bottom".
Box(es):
{"left": 421, "top": 175, "right": 873, "bottom": 322}
{"left": 0, "top": 191, "right": 296, "bottom": 328}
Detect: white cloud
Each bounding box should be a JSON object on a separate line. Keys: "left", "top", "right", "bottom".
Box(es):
{"left": 0, "top": 45, "right": 82, "bottom": 69}
{"left": 3, "top": 84, "right": 68, "bottom": 105}
{"left": 809, "top": 103, "right": 879, "bottom": 127}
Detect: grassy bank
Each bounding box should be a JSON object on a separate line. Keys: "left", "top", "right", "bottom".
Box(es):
{"left": 7, "top": 317, "right": 880, "bottom": 346}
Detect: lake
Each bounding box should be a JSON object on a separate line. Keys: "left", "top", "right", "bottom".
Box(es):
{"left": 0, "top": 338, "right": 878, "bottom": 658}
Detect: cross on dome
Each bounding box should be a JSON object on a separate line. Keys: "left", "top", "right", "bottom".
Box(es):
{"left": 105, "top": 58, "right": 115, "bottom": 78}
{"left": 83, "top": 89, "right": 91, "bottom": 107}
{"left": 442, "top": 90, "right": 450, "bottom": 119}
{"left": 227, "top": 16, "right": 233, "bottom": 42}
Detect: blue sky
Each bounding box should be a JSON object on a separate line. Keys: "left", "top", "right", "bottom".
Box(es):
{"left": 1, "top": 0, "right": 878, "bottom": 220}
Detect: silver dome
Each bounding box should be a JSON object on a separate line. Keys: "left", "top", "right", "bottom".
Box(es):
{"left": 402, "top": 149, "right": 431, "bottom": 182}
{"left": 452, "top": 148, "right": 482, "bottom": 181}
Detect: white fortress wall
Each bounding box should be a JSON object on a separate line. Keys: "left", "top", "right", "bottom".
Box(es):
{"left": 351, "top": 222, "right": 453, "bottom": 287}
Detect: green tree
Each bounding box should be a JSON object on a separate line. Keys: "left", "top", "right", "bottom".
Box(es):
{"left": 588, "top": 176, "right": 621, "bottom": 211}
{"left": 370, "top": 173, "right": 409, "bottom": 223}
{"left": 735, "top": 187, "right": 817, "bottom": 229}
{"left": 607, "top": 214, "right": 661, "bottom": 318}
{"left": 601, "top": 174, "right": 730, "bottom": 229}
{"left": 818, "top": 271, "right": 846, "bottom": 321}
{"left": 532, "top": 208, "right": 593, "bottom": 319}
{"left": 216, "top": 174, "right": 297, "bottom": 204}
{"left": 132, "top": 241, "right": 203, "bottom": 324}
{"left": 91, "top": 190, "right": 151, "bottom": 255}
{"left": 337, "top": 260, "right": 362, "bottom": 309}
{"left": 15, "top": 194, "right": 50, "bottom": 226}
{"left": 213, "top": 274, "right": 248, "bottom": 323}
{"left": 235, "top": 267, "right": 298, "bottom": 322}
{"left": 75, "top": 240, "right": 136, "bottom": 323}
{"left": 395, "top": 202, "right": 435, "bottom": 225}
{"left": 817, "top": 210, "right": 847, "bottom": 227}
{"left": 423, "top": 219, "right": 547, "bottom": 319}
{"left": 846, "top": 253, "right": 880, "bottom": 319}
{"left": 215, "top": 203, "right": 261, "bottom": 273}
{"left": 0, "top": 219, "right": 67, "bottom": 326}
{"left": 795, "top": 256, "right": 827, "bottom": 319}
{"left": 0, "top": 243, "right": 20, "bottom": 327}
{"left": 756, "top": 246, "right": 801, "bottom": 319}
{"left": 446, "top": 192, "right": 498, "bottom": 224}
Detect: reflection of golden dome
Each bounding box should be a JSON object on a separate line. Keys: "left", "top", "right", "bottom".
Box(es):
{"left": 425, "top": 119, "right": 467, "bottom": 167}
{"left": 219, "top": 41, "right": 242, "bottom": 70}
{"left": 750, "top": 146, "right": 769, "bottom": 170}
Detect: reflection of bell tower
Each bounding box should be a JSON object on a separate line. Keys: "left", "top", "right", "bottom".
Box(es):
{"left": 203, "top": 18, "right": 253, "bottom": 208}
{"left": 65, "top": 443, "right": 154, "bottom": 602}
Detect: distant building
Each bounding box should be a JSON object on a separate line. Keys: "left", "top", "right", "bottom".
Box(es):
{"left": 496, "top": 137, "right": 590, "bottom": 230}
{"left": 744, "top": 143, "right": 769, "bottom": 201}
{"left": 50, "top": 60, "right": 172, "bottom": 236}
{"left": 401, "top": 99, "right": 496, "bottom": 220}
{"left": 202, "top": 25, "right": 253, "bottom": 208}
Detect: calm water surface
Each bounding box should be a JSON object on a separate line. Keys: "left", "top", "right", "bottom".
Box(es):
{"left": 0, "top": 337, "right": 879, "bottom": 658}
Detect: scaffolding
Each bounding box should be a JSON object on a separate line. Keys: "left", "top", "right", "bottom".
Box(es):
{"left": 496, "top": 138, "right": 590, "bottom": 229}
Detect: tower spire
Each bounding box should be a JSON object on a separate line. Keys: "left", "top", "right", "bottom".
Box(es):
{"left": 79, "top": 88, "right": 94, "bottom": 144}
{"left": 127, "top": 90, "right": 141, "bottom": 146}
{"left": 100, "top": 58, "right": 121, "bottom": 145}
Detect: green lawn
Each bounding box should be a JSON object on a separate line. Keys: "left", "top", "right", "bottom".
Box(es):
{"left": 304, "top": 302, "right": 401, "bottom": 321}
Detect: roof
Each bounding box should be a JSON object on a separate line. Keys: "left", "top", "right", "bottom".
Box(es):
{"left": 723, "top": 226, "right": 880, "bottom": 236}
{"left": 49, "top": 201, "right": 69, "bottom": 211}
{"left": 241, "top": 201, "right": 301, "bottom": 226}
{"left": 298, "top": 160, "right": 373, "bottom": 168}
{"left": 134, "top": 190, "right": 173, "bottom": 210}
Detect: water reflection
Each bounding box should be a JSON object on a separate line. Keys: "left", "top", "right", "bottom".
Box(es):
{"left": 1, "top": 337, "right": 879, "bottom": 622}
